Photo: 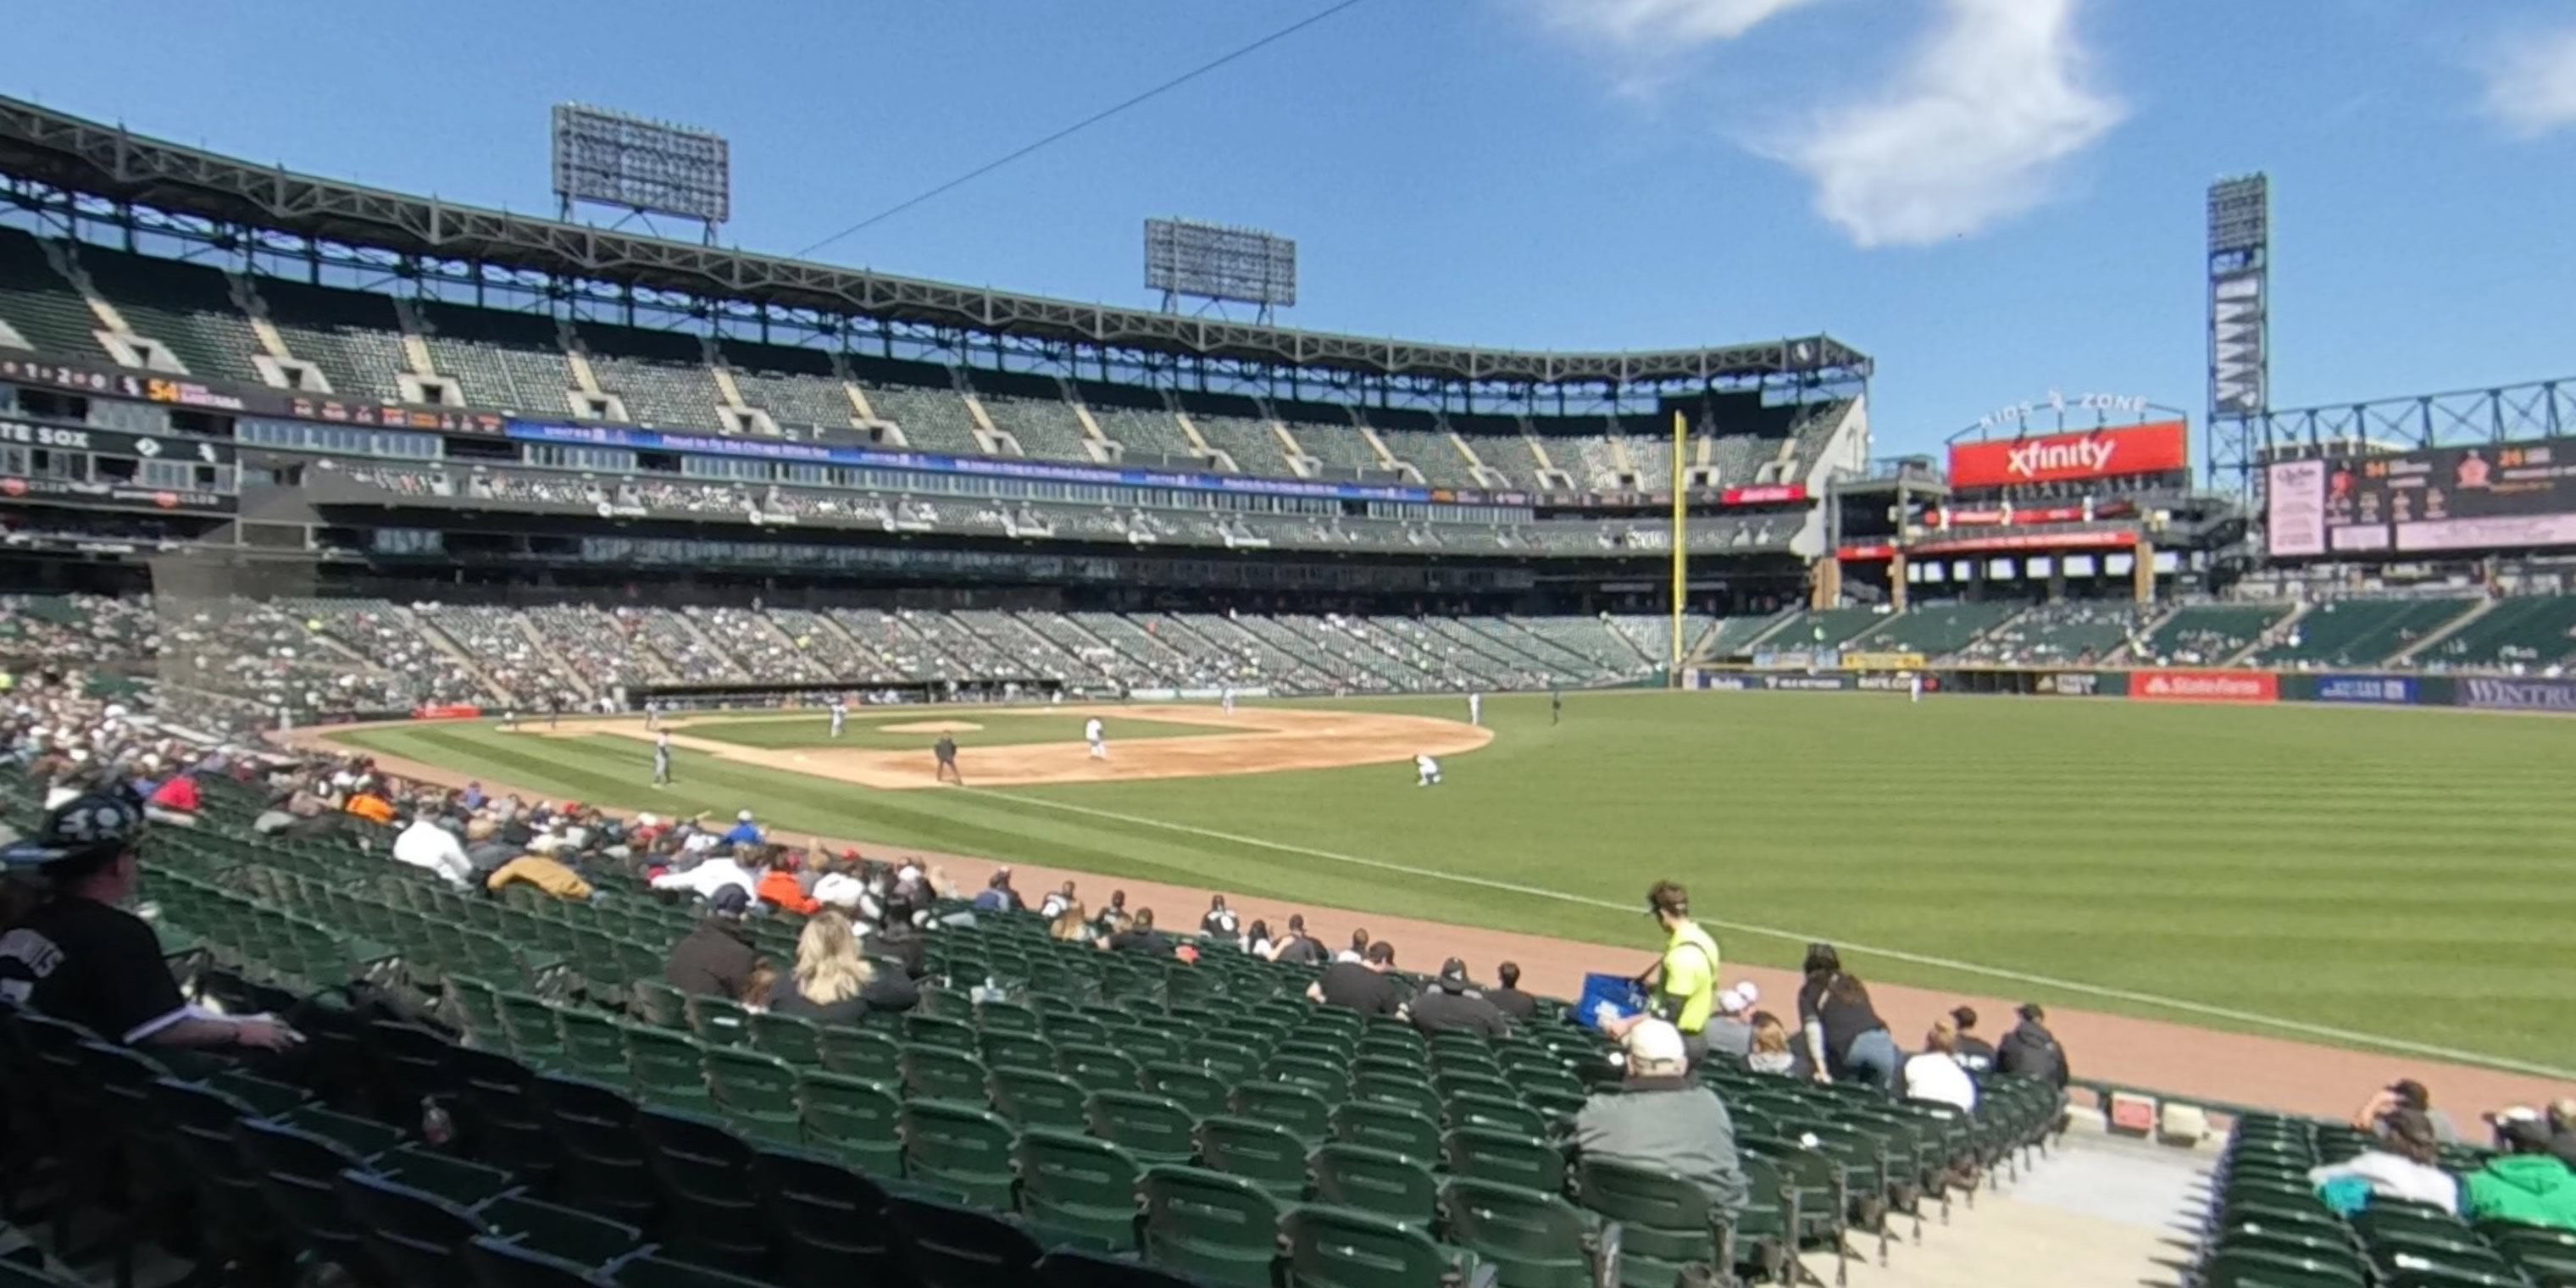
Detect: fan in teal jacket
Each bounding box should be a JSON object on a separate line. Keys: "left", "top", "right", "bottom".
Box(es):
{"left": 2463, "top": 1129, "right": 2576, "bottom": 1231}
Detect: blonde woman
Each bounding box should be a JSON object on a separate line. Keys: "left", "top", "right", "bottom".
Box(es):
{"left": 769, "top": 910, "right": 874, "bottom": 1024}
{"left": 1746, "top": 1013, "right": 1796, "bottom": 1075}
{"left": 1050, "top": 901, "right": 1093, "bottom": 944}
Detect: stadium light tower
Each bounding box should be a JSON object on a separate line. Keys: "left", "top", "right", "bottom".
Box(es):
{"left": 552, "top": 103, "right": 732, "bottom": 246}
{"left": 2207, "top": 174, "right": 2270, "bottom": 493}
{"left": 1145, "top": 218, "right": 1297, "bottom": 323}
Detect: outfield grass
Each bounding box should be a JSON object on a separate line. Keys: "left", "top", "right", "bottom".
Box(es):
{"left": 677, "top": 711, "right": 1221, "bottom": 752}
{"left": 337, "top": 691, "right": 2576, "bottom": 1070}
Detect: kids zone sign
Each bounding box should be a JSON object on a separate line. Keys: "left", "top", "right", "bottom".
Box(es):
{"left": 1948, "top": 420, "right": 2190, "bottom": 490}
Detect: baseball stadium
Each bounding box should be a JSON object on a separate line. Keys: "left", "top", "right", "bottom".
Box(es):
{"left": 0, "top": 25, "right": 2573, "bottom": 1288}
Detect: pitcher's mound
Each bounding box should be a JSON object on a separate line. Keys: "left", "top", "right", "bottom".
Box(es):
{"left": 880, "top": 720, "right": 984, "bottom": 734}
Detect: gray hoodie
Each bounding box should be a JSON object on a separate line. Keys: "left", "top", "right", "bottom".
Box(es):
{"left": 1570, "top": 1077, "right": 1749, "bottom": 1215}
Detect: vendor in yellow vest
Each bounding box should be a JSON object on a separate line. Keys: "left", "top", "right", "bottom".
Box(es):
{"left": 1602, "top": 880, "right": 1722, "bottom": 1063}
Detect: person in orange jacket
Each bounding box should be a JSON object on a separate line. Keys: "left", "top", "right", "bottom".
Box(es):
{"left": 755, "top": 847, "right": 820, "bottom": 916}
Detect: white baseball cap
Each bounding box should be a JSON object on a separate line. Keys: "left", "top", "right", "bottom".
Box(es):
{"left": 737, "top": 810, "right": 754, "bottom": 823}
{"left": 1624, "top": 1019, "right": 1689, "bottom": 1072}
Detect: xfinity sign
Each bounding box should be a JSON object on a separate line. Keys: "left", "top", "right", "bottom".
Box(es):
{"left": 1947, "top": 421, "right": 2190, "bottom": 490}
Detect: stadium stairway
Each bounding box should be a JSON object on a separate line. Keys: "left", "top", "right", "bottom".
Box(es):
{"left": 2388, "top": 597, "right": 2496, "bottom": 666}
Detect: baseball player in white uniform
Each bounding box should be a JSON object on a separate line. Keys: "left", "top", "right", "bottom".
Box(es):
{"left": 828, "top": 697, "right": 847, "bottom": 738}
{"left": 1085, "top": 717, "right": 1108, "bottom": 760}
{"left": 1220, "top": 686, "right": 1236, "bottom": 716}
{"left": 1908, "top": 672, "right": 1924, "bottom": 703}
{"left": 1468, "top": 692, "right": 1483, "bottom": 727}
{"left": 1415, "top": 753, "right": 1442, "bottom": 787}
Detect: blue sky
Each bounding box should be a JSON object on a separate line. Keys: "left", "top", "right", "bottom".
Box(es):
{"left": 11, "top": 0, "right": 2575, "bottom": 459}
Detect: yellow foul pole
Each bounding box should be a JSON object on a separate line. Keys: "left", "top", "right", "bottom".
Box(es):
{"left": 1669, "top": 408, "right": 1687, "bottom": 679}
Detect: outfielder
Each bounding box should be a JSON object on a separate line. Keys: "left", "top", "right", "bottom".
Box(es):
{"left": 1908, "top": 672, "right": 1924, "bottom": 703}
{"left": 652, "top": 730, "right": 674, "bottom": 787}
{"left": 1415, "top": 753, "right": 1442, "bottom": 787}
{"left": 828, "top": 697, "right": 847, "bottom": 739}
{"left": 1220, "top": 685, "right": 1236, "bottom": 716}
{"left": 1468, "top": 692, "right": 1483, "bottom": 727}
{"left": 645, "top": 699, "right": 661, "bottom": 731}
{"left": 1085, "top": 717, "right": 1108, "bottom": 760}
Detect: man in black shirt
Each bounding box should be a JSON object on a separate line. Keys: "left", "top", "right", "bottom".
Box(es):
{"left": 0, "top": 793, "right": 297, "bottom": 1052}
{"left": 1272, "top": 913, "right": 1327, "bottom": 967}
{"left": 665, "top": 885, "right": 761, "bottom": 999}
{"left": 1200, "top": 895, "right": 1240, "bottom": 943}
{"left": 1106, "top": 908, "right": 1174, "bottom": 957}
{"left": 1410, "top": 958, "right": 1511, "bottom": 1037}
{"left": 1485, "top": 960, "right": 1540, "bottom": 1022}
{"left": 1310, "top": 941, "right": 1409, "bottom": 1017}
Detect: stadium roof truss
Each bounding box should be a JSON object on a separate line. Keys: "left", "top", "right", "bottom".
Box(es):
{"left": 0, "top": 96, "right": 1871, "bottom": 393}
{"left": 2250, "top": 378, "right": 2576, "bottom": 458}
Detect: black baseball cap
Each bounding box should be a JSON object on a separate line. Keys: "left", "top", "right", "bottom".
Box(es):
{"left": 1437, "top": 958, "right": 1470, "bottom": 987}
{"left": 0, "top": 792, "right": 146, "bottom": 870}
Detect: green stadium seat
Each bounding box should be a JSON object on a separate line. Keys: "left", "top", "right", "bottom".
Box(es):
{"left": 888, "top": 1193, "right": 1049, "bottom": 1288}
{"left": 903, "top": 1044, "right": 994, "bottom": 1107}
{"left": 749, "top": 1011, "right": 826, "bottom": 1066}
{"left": 1141, "top": 1062, "right": 1232, "bottom": 1119}
{"left": 603, "top": 1250, "right": 776, "bottom": 1288}
{"left": 1140, "top": 1165, "right": 1285, "bottom": 1288}
{"left": 1062, "top": 1047, "right": 1148, "bottom": 1094}
{"left": 795, "top": 1071, "right": 905, "bottom": 1179}
{"left": 703, "top": 1046, "right": 803, "bottom": 1144}
{"left": 1035, "top": 1248, "right": 1207, "bottom": 1288}
{"left": 1574, "top": 1157, "right": 1721, "bottom": 1288}
{"left": 530, "top": 1074, "right": 658, "bottom": 1229}
{"left": 232, "top": 1118, "right": 385, "bottom": 1279}
{"left": 1016, "top": 1128, "right": 1147, "bottom": 1251}
{"left": 1231, "top": 1081, "right": 1333, "bottom": 1145}
{"left": 1331, "top": 1102, "right": 1443, "bottom": 1163}
{"left": 475, "top": 1192, "right": 643, "bottom": 1266}
{"left": 464, "top": 1233, "right": 602, "bottom": 1288}
{"left": 902, "top": 1099, "right": 1022, "bottom": 1209}
{"left": 991, "top": 1065, "right": 1096, "bottom": 1132}
{"left": 752, "top": 1145, "right": 901, "bottom": 1285}
{"left": 450, "top": 1046, "right": 562, "bottom": 1191}
{"left": 1280, "top": 1203, "right": 1478, "bottom": 1288}
{"left": 1196, "top": 1114, "right": 1312, "bottom": 1199}
{"left": 1441, "top": 1177, "right": 1599, "bottom": 1288}
{"left": 334, "top": 1170, "right": 488, "bottom": 1288}
{"left": 819, "top": 1025, "right": 902, "bottom": 1083}
{"left": 1088, "top": 1091, "right": 1202, "bottom": 1167}
{"left": 982, "top": 1030, "right": 1062, "bottom": 1075}
{"left": 1309, "top": 1143, "right": 1439, "bottom": 1230}
{"left": 624, "top": 1024, "right": 716, "bottom": 1109}
{"left": 633, "top": 1107, "right": 775, "bottom": 1275}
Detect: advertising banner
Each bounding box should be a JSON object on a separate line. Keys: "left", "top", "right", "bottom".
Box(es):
{"left": 0, "top": 419, "right": 236, "bottom": 464}
{"left": 0, "top": 476, "right": 234, "bottom": 513}
{"left": 1841, "top": 652, "right": 1928, "bottom": 671}
{"left": 2312, "top": 675, "right": 2418, "bottom": 705}
{"left": 2268, "top": 437, "right": 2576, "bottom": 557}
{"left": 1720, "top": 484, "right": 1808, "bottom": 506}
{"left": 1752, "top": 649, "right": 1840, "bottom": 671}
{"left": 2033, "top": 671, "right": 2128, "bottom": 697}
{"left": 2132, "top": 670, "right": 2278, "bottom": 703}
{"left": 2457, "top": 676, "right": 2576, "bottom": 713}
{"left": 409, "top": 704, "right": 484, "bottom": 720}
{"left": 1947, "top": 421, "right": 2190, "bottom": 490}
{"left": 1768, "top": 675, "right": 1856, "bottom": 691}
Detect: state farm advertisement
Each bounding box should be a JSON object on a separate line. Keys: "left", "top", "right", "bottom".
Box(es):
{"left": 1949, "top": 421, "right": 2189, "bottom": 490}
{"left": 2131, "top": 670, "right": 2278, "bottom": 704}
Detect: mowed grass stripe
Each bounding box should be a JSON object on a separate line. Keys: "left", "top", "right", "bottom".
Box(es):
{"left": 335, "top": 691, "right": 2576, "bottom": 1069}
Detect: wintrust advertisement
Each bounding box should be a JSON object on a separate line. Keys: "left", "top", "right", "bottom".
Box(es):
{"left": 1948, "top": 421, "right": 2190, "bottom": 490}
{"left": 2132, "top": 670, "right": 2278, "bottom": 703}
{"left": 2458, "top": 677, "right": 2576, "bottom": 713}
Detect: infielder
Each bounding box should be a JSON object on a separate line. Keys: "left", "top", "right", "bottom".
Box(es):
{"left": 1220, "top": 685, "right": 1236, "bottom": 716}
{"left": 1468, "top": 692, "right": 1483, "bottom": 727}
{"left": 1414, "top": 753, "right": 1442, "bottom": 787}
{"left": 652, "top": 730, "right": 674, "bottom": 787}
{"left": 1085, "top": 716, "right": 1108, "bottom": 760}
{"left": 828, "top": 697, "right": 847, "bottom": 739}
{"left": 645, "top": 699, "right": 661, "bottom": 731}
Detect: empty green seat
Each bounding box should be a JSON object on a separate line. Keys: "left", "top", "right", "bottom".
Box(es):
{"left": 902, "top": 1045, "right": 993, "bottom": 1107}
{"left": 1142, "top": 1062, "right": 1232, "bottom": 1119}
{"left": 1280, "top": 1203, "right": 1469, "bottom": 1288}
{"left": 1198, "top": 1114, "right": 1313, "bottom": 1199}
{"left": 1332, "top": 1102, "right": 1443, "bottom": 1163}
{"left": 1575, "top": 1157, "right": 1722, "bottom": 1288}
{"left": 1088, "top": 1091, "right": 1201, "bottom": 1167}
{"left": 1017, "top": 1129, "right": 1146, "bottom": 1252}
{"left": 902, "top": 1099, "right": 1021, "bottom": 1209}
{"left": 1445, "top": 1126, "right": 1565, "bottom": 1196}
{"left": 1441, "top": 1178, "right": 1597, "bottom": 1288}
{"left": 704, "top": 1046, "right": 802, "bottom": 1144}
{"left": 991, "top": 1065, "right": 1096, "bottom": 1132}
{"left": 1140, "top": 1165, "right": 1285, "bottom": 1288}
{"left": 1232, "top": 1081, "right": 1332, "bottom": 1145}
{"left": 797, "top": 1071, "right": 904, "bottom": 1179}
{"left": 1310, "top": 1144, "right": 1438, "bottom": 1230}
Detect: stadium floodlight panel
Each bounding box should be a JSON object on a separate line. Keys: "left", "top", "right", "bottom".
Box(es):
{"left": 2207, "top": 173, "right": 2268, "bottom": 253}
{"left": 552, "top": 103, "right": 731, "bottom": 226}
{"left": 1145, "top": 218, "right": 1297, "bottom": 308}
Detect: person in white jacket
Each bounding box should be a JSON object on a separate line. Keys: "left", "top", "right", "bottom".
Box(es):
{"left": 2307, "top": 1109, "right": 2459, "bottom": 1214}
{"left": 651, "top": 850, "right": 760, "bottom": 904}
{"left": 1901, "top": 1017, "right": 1979, "bottom": 1112}
{"left": 391, "top": 813, "right": 475, "bottom": 889}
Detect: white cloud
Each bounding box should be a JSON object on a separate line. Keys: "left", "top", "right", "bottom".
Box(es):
{"left": 1555, "top": 0, "right": 1827, "bottom": 46}
{"left": 2478, "top": 24, "right": 2576, "bottom": 138}
{"left": 1772, "top": 0, "right": 2124, "bottom": 247}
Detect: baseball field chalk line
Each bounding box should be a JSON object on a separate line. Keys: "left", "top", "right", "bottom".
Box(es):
{"left": 981, "top": 787, "right": 2576, "bottom": 1081}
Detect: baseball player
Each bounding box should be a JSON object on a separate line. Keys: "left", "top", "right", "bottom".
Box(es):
{"left": 645, "top": 699, "right": 661, "bottom": 731}
{"left": 1085, "top": 716, "right": 1108, "bottom": 761}
{"left": 934, "top": 734, "right": 963, "bottom": 785}
{"left": 828, "top": 697, "right": 847, "bottom": 739}
{"left": 1551, "top": 687, "right": 1563, "bottom": 725}
{"left": 1414, "top": 753, "right": 1442, "bottom": 787}
{"left": 1220, "top": 685, "right": 1236, "bottom": 716}
{"left": 1908, "top": 671, "right": 1924, "bottom": 703}
{"left": 1468, "top": 692, "right": 1483, "bottom": 727}
{"left": 652, "top": 730, "right": 674, "bottom": 787}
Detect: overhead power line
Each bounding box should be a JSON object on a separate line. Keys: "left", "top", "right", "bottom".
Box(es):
{"left": 792, "top": 0, "right": 1371, "bottom": 258}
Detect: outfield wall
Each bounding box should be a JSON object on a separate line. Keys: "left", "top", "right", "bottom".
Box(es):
{"left": 1689, "top": 666, "right": 2576, "bottom": 713}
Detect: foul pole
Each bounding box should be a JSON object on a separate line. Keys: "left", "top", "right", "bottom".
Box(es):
{"left": 1670, "top": 408, "right": 1687, "bottom": 680}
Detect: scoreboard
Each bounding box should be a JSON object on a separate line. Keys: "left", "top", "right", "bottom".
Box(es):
{"left": 2267, "top": 437, "right": 2576, "bottom": 558}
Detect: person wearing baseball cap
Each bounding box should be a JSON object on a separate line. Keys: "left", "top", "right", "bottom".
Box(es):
{"left": 1569, "top": 1018, "right": 1748, "bottom": 1217}
{"left": 0, "top": 792, "right": 297, "bottom": 1052}
{"left": 1409, "top": 958, "right": 1510, "bottom": 1038}
{"left": 2463, "top": 1115, "right": 2576, "bottom": 1230}
{"left": 1702, "top": 982, "right": 1760, "bottom": 1060}
{"left": 1602, "top": 880, "right": 1721, "bottom": 1063}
